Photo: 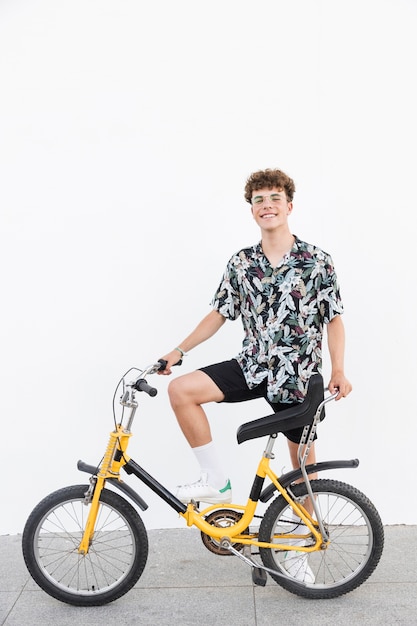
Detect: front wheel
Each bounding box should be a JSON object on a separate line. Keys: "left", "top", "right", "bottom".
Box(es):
{"left": 22, "top": 484, "right": 148, "bottom": 606}
{"left": 258, "top": 479, "right": 384, "bottom": 599}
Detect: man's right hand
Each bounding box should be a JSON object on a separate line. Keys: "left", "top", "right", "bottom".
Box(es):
{"left": 157, "top": 349, "right": 183, "bottom": 375}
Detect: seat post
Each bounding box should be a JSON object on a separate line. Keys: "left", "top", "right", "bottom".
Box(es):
{"left": 263, "top": 433, "right": 277, "bottom": 459}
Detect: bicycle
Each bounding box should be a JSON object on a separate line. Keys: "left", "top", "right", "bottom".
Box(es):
{"left": 22, "top": 361, "right": 384, "bottom": 606}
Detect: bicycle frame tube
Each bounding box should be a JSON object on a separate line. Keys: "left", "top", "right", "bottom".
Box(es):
{"left": 260, "top": 458, "right": 359, "bottom": 502}
{"left": 123, "top": 458, "right": 188, "bottom": 514}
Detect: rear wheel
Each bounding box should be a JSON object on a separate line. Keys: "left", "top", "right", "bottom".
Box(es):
{"left": 22, "top": 484, "right": 148, "bottom": 606}
{"left": 258, "top": 479, "right": 384, "bottom": 599}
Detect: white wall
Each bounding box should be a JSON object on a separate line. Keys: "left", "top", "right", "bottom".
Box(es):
{"left": 1, "top": 0, "right": 416, "bottom": 535}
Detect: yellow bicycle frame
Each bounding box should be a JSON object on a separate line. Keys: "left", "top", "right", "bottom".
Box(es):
{"left": 78, "top": 424, "right": 325, "bottom": 555}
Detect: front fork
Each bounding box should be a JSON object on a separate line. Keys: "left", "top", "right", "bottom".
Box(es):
{"left": 78, "top": 425, "right": 132, "bottom": 555}
{"left": 78, "top": 475, "right": 105, "bottom": 554}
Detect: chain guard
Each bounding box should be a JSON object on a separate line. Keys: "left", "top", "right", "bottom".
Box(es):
{"left": 201, "top": 509, "right": 249, "bottom": 555}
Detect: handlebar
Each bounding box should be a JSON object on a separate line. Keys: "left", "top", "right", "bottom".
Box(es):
{"left": 116, "top": 359, "right": 181, "bottom": 427}
{"left": 126, "top": 360, "right": 165, "bottom": 397}
{"left": 126, "top": 359, "right": 176, "bottom": 398}
{"left": 133, "top": 378, "right": 158, "bottom": 396}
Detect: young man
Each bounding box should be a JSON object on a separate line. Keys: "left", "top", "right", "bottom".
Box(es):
{"left": 159, "top": 168, "right": 352, "bottom": 505}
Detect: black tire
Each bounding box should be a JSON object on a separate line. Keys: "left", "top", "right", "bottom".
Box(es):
{"left": 258, "top": 479, "right": 384, "bottom": 599}
{"left": 22, "top": 484, "right": 148, "bottom": 606}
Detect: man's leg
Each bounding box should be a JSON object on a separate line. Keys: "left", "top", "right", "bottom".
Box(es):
{"left": 168, "top": 370, "right": 224, "bottom": 447}
{"left": 285, "top": 438, "right": 317, "bottom": 582}
{"left": 287, "top": 439, "right": 317, "bottom": 514}
{"left": 287, "top": 439, "right": 317, "bottom": 472}
{"left": 168, "top": 370, "right": 231, "bottom": 501}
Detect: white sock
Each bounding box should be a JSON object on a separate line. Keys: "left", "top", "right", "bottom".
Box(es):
{"left": 192, "top": 441, "right": 228, "bottom": 490}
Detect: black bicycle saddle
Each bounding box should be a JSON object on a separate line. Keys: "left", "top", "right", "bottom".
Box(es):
{"left": 236, "top": 374, "right": 324, "bottom": 444}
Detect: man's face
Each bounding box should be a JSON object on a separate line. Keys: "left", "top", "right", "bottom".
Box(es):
{"left": 250, "top": 187, "right": 293, "bottom": 229}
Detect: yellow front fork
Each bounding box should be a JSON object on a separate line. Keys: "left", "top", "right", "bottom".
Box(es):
{"left": 78, "top": 425, "right": 131, "bottom": 554}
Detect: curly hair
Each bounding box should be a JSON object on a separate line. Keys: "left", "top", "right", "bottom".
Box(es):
{"left": 244, "top": 168, "right": 296, "bottom": 203}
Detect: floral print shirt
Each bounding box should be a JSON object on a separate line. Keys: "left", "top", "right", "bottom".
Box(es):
{"left": 211, "top": 236, "right": 344, "bottom": 404}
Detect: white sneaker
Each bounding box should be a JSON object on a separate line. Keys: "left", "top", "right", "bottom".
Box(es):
{"left": 175, "top": 474, "right": 232, "bottom": 504}
{"left": 284, "top": 551, "right": 315, "bottom": 583}
{"left": 283, "top": 512, "right": 315, "bottom": 583}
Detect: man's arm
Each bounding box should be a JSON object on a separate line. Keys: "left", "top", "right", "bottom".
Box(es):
{"left": 326, "top": 315, "right": 352, "bottom": 399}
{"left": 158, "top": 310, "right": 226, "bottom": 375}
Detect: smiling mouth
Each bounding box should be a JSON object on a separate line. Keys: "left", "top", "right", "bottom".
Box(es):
{"left": 261, "top": 213, "right": 277, "bottom": 219}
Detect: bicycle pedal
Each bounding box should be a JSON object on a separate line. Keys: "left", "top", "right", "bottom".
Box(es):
{"left": 252, "top": 567, "right": 267, "bottom": 586}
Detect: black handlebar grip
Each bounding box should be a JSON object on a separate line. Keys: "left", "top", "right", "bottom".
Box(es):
{"left": 158, "top": 358, "right": 182, "bottom": 370}
{"left": 134, "top": 378, "right": 158, "bottom": 396}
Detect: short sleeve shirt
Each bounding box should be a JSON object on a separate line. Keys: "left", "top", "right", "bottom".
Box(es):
{"left": 211, "top": 236, "right": 344, "bottom": 404}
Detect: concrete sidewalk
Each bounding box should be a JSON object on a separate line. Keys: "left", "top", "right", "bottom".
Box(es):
{"left": 1, "top": 526, "right": 416, "bottom": 626}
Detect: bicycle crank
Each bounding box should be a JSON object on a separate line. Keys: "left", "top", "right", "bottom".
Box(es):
{"left": 220, "top": 538, "right": 308, "bottom": 587}
{"left": 201, "top": 509, "right": 249, "bottom": 555}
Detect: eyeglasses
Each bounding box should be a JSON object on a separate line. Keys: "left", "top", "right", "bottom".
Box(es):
{"left": 251, "top": 194, "right": 287, "bottom": 206}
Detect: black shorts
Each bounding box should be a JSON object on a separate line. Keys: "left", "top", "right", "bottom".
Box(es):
{"left": 199, "top": 358, "right": 316, "bottom": 444}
